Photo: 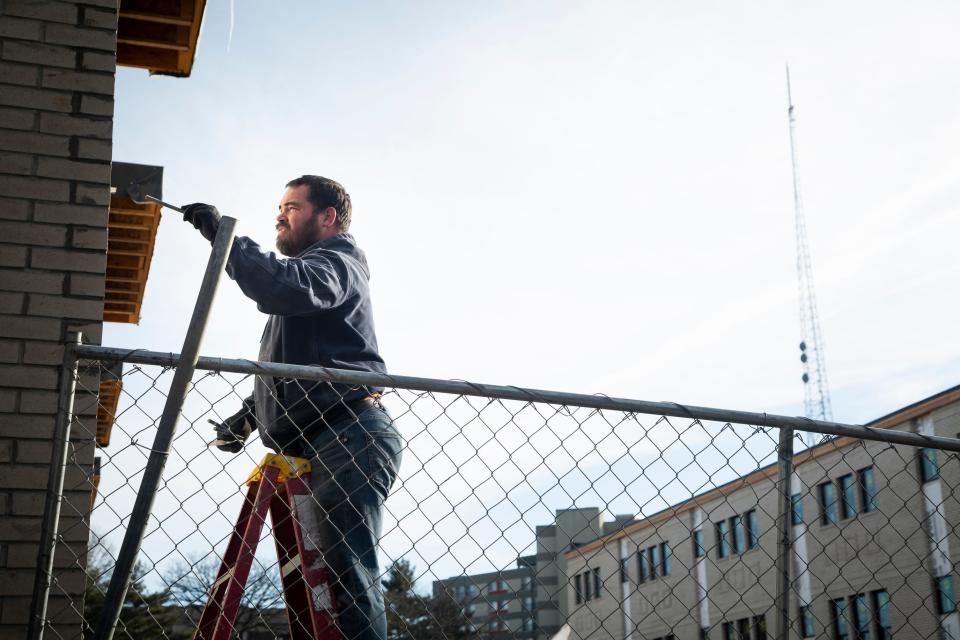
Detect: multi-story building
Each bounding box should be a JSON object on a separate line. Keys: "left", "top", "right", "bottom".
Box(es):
{"left": 434, "top": 509, "right": 636, "bottom": 640}
{"left": 565, "top": 385, "right": 960, "bottom": 640}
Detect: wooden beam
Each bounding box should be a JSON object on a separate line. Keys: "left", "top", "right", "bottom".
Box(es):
{"left": 117, "top": 36, "right": 190, "bottom": 52}
{"left": 121, "top": 10, "right": 192, "bottom": 26}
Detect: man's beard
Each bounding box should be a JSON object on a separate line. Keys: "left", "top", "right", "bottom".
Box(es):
{"left": 276, "top": 220, "right": 317, "bottom": 256}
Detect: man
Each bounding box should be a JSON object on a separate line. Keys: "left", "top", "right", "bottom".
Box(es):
{"left": 182, "top": 175, "right": 402, "bottom": 640}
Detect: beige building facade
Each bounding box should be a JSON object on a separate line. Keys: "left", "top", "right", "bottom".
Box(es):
{"left": 565, "top": 386, "right": 960, "bottom": 640}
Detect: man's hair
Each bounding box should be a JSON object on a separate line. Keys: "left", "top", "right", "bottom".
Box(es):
{"left": 286, "top": 175, "right": 352, "bottom": 232}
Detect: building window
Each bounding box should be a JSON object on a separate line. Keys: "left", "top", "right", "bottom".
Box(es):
{"left": 638, "top": 549, "right": 649, "bottom": 583}
{"left": 832, "top": 598, "right": 849, "bottom": 640}
{"left": 858, "top": 467, "right": 877, "bottom": 513}
{"left": 820, "top": 482, "right": 838, "bottom": 525}
{"left": 593, "top": 567, "right": 601, "bottom": 599}
{"left": 649, "top": 545, "right": 660, "bottom": 580}
{"left": 582, "top": 571, "right": 592, "bottom": 601}
{"left": 523, "top": 596, "right": 535, "bottom": 611}
{"left": 574, "top": 573, "right": 582, "bottom": 605}
{"left": 736, "top": 617, "right": 750, "bottom": 640}
{"left": 694, "top": 529, "right": 705, "bottom": 559}
{"left": 791, "top": 493, "right": 804, "bottom": 526}
{"left": 731, "top": 515, "right": 746, "bottom": 554}
{"left": 716, "top": 521, "right": 730, "bottom": 559}
{"left": 722, "top": 622, "right": 735, "bottom": 640}
{"left": 800, "top": 605, "right": 815, "bottom": 638}
{"left": 840, "top": 474, "right": 857, "bottom": 520}
{"left": 700, "top": 627, "right": 710, "bottom": 640}
{"left": 919, "top": 448, "right": 939, "bottom": 483}
{"left": 661, "top": 542, "right": 671, "bottom": 576}
{"left": 521, "top": 576, "right": 533, "bottom": 592}
{"left": 620, "top": 557, "right": 628, "bottom": 583}
{"left": 753, "top": 615, "right": 767, "bottom": 640}
{"left": 937, "top": 575, "right": 956, "bottom": 614}
{"left": 852, "top": 594, "right": 870, "bottom": 640}
{"left": 746, "top": 510, "right": 759, "bottom": 549}
{"left": 871, "top": 590, "right": 891, "bottom": 640}
{"left": 523, "top": 617, "right": 534, "bottom": 632}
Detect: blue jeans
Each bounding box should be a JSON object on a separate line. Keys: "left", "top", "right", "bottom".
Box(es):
{"left": 303, "top": 405, "right": 402, "bottom": 640}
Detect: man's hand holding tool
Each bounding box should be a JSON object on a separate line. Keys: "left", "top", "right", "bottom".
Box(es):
{"left": 208, "top": 405, "right": 253, "bottom": 453}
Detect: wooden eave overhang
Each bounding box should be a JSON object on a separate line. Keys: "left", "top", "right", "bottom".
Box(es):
{"left": 107, "top": 162, "right": 163, "bottom": 324}
{"left": 117, "top": 0, "right": 207, "bottom": 77}
{"left": 96, "top": 363, "right": 123, "bottom": 447}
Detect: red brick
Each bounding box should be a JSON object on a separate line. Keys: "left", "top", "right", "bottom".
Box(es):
{"left": 37, "top": 157, "right": 110, "bottom": 183}
{"left": 0, "top": 152, "right": 33, "bottom": 176}
{"left": 22, "top": 341, "right": 62, "bottom": 365}
{"left": 0, "top": 61, "right": 39, "bottom": 86}
{"left": 0, "top": 292, "right": 24, "bottom": 314}
{"left": 0, "top": 106, "right": 35, "bottom": 131}
{"left": 0, "top": 16, "right": 43, "bottom": 41}
{"left": 34, "top": 202, "right": 107, "bottom": 226}
{"left": 39, "top": 113, "right": 112, "bottom": 139}
{"left": 0, "top": 365, "right": 57, "bottom": 389}
{"left": 74, "top": 182, "right": 109, "bottom": 206}
{"left": 0, "top": 221, "right": 67, "bottom": 247}
{"left": 31, "top": 248, "right": 106, "bottom": 273}
{"left": 0, "top": 85, "right": 72, "bottom": 113}
{"left": 28, "top": 294, "right": 102, "bottom": 320}
{"left": 0, "top": 198, "right": 30, "bottom": 221}
{"left": 42, "top": 68, "right": 114, "bottom": 95}
{"left": 6, "top": 0, "right": 79, "bottom": 25}
{"left": 0, "top": 130, "right": 70, "bottom": 157}
{"left": 44, "top": 23, "right": 116, "bottom": 52}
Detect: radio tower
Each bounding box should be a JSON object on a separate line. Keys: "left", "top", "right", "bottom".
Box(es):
{"left": 786, "top": 66, "right": 833, "bottom": 439}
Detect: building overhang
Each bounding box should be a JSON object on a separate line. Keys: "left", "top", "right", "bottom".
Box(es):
{"left": 117, "top": 0, "right": 207, "bottom": 77}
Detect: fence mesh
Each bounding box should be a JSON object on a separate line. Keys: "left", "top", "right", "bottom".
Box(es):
{"left": 40, "top": 353, "right": 960, "bottom": 640}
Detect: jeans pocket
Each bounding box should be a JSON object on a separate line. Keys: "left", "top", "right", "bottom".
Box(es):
{"left": 362, "top": 431, "right": 403, "bottom": 499}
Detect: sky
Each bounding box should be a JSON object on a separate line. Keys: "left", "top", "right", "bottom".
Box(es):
{"left": 97, "top": 0, "right": 960, "bottom": 587}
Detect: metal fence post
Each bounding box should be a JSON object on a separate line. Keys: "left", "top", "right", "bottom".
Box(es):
{"left": 775, "top": 427, "right": 795, "bottom": 640}
{"left": 27, "top": 332, "right": 82, "bottom": 640}
{"left": 93, "top": 217, "right": 236, "bottom": 640}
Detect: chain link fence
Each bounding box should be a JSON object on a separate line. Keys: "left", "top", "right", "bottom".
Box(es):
{"left": 32, "top": 345, "right": 960, "bottom": 640}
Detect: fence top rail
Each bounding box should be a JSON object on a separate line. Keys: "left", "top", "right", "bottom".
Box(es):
{"left": 75, "top": 344, "right": 960, "bottom": 452}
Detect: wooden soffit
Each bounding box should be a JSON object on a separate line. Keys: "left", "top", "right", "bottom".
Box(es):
{"left": 97, "top": 363, "right": 123, "bottom": 448}
{"left": 107, "top": 162, "right": 164, "bottom": 324}
{"left": 117, "top": 0, "right": 207, "bottom": 77}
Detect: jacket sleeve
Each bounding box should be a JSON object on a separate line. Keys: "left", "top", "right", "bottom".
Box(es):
{"left": 226, "top": 236, "right": 355, "bottom": 316}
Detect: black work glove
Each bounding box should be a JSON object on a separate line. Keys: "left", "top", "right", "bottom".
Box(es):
{"left": 182, "top": 203, "right": 221, "bottom": 243}
{"left": 208, "top": 405, "right": 253, "bottom": 453}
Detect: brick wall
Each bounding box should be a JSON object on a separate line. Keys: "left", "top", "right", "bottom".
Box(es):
{"left": 0, "top": 0, "right": 117, "bottom": 637}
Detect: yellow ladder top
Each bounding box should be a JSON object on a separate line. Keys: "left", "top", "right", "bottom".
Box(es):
{"left": 245, "top": 453, "right": 312, "bottom": 486}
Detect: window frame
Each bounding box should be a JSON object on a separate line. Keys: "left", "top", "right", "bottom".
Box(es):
{"left": 731, "top": 515, "right": 746, "bottom": 555}
{"left": 792, "top": 493, "right": 804, "bottom": 526}
{"left": 661, "top": 541, "right": 672, "bottom": 576}
{"left": 716, "top": 520, "right": 731, "bottom": 559}
{"left": 746, "top": 510, "right": 759, "bottom": 549}
{"left": 694, "top": 529, "right": 705, "bottom": 559}
{"left": 840, "top": 474, "right": 857, "bottom": 520}
{"left": 800, "top": 604, "right": 815, "bottom": 638}
{"left": 919, "top": 448, "right": 939, "bottom": 483}
{"left": 820, "top": 481, "right": 838, "bottom": 525}
{"left": 871, "top": 590, "right": 891, "bottom": 640}
{"left": 858, "top": 466, "right": 877, "bottom": 513}
{"left": 937, "top": 575, "right": 956, "bottom": 614}
{"left": 832, "top": 597, "right": 849, "bottom": 640}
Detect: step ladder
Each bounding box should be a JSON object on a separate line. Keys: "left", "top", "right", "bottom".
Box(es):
{"left": 194, "top": 453, "right": 341, "bottom": 640}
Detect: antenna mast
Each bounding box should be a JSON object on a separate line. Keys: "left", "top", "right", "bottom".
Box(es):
{"left": 786, "top": 66, "right": 833, "bottom": 436}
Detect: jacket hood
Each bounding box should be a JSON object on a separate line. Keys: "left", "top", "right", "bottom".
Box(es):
{"left": 300, "top": 233, "right": 370, "bottom": 277}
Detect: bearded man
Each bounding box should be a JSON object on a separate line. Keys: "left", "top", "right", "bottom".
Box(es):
{"left": 181, "top": 175, "right": 402, "bottom": 640}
